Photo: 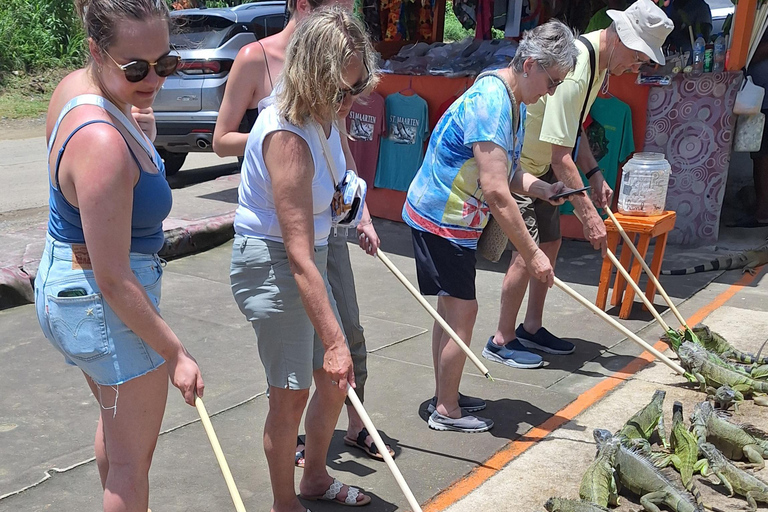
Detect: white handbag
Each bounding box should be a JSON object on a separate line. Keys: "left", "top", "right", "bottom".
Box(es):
{"left": 734, "top": 76, "right": 765, "bottom": 115}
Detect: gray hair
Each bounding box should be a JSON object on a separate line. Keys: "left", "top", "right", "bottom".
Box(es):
{"left": 511, "top": 20, "right": 579, "bottom": 75}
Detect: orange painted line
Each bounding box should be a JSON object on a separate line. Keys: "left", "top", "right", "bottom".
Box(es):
{"left": 422, "top": 267, "right": 765, "bottom": 512}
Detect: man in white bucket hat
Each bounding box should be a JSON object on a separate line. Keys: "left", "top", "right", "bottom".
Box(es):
{"left": 483, "top": 0, "right": 674, "bottom": 367}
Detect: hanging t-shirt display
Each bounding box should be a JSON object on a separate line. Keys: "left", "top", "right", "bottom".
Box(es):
{"left": 561, "top": 96, "right": 634, "bottom": 215}
{"left": 346, "top": 93, "right": 386, "bottom": 187}
{"left": 375, "top": 92, "right": 429, "bottom": 192}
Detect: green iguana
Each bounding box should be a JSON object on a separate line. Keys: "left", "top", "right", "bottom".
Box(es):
{"left": 579, "top": 430, "right": 620, "bottom": 507}
{"left": 595, "top": 429, "right": 703, "bottom": 512}
{"left": 652, "top": 402, "right": 706, "bottom": 508}
{"left": 617, "top": 389, "right": 669, "bottom": 449}
{"left": 661, "top": 245, "right": 768, "bottom": 275}
{"left": 543, "top": 497, "right": 609, "bottom": 512}
{"left": 660, "top": 327, "right": 768, "bottom": 375}
{"left": 690, "top": 401, "right": 768, "bottom": 470}
{"left": 699, "top": 442, "right": 768, "bottom": 512}
{"left": 708, "top": 384, "right": 743, "bottom": 412}
{"left": 677, "top": 342, "right": 768, "bottom": 404}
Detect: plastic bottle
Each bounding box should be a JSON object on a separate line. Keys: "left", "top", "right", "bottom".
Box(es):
{"left": 617, "top": 153, "right": 672, "bottom": 216}
{"left": 692, "top": 35, "right": 705, "bottom": 76}
{"left": 704, "top": 42, "right": 714, "bottom": 72}
{"left": 713, "top": 33, "right": 726, "bottom": 72}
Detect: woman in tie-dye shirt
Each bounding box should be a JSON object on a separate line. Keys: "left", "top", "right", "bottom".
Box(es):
{"left": 402, "top": 20, "right": 580, "bottom": 433}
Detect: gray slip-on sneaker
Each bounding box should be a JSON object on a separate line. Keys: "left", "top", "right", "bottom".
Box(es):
{"left": 427, "top": 393, "right": 486, "bottom": 414}
{"left": 427, "top": 409, "right": 494, "bottom": 433}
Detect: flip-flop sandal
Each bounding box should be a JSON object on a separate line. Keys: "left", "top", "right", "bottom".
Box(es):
{"left": 343, "top": 427, "right": 395, "bottom": 461}
{"left": 300, "top": 478, "right": 371, "bottom": 506}
{"left": 295, "top": 436, "right": 305, "bottom": 468}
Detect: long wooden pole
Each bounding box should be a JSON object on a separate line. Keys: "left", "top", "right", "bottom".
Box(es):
{"left": 376, "top": 251, "right": 493, "bottom": 380}
{"left": 603, "top": 206, "right": 690, "bottom": 330}
{"left": 554, "top": 277, "right": 686, "bottom": 375}
{"left": 605, "top": 248, "right": 672, "bottom": 332}
{"left": 346, "top": 387, "right": 423, "bottom": 512}
{"left": 195, "top": 397, "right": 247, "bottom": 512}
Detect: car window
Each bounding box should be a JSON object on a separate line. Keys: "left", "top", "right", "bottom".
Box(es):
{"left": 172, "top": 14, "right": 240, "bottom": 49}
{"left": 252, "top": 15, "right": 286, "bottom": 39}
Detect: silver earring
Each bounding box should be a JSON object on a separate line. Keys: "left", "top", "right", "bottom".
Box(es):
{"left": 523, "top": 72, "right": 528, "bottom": 78}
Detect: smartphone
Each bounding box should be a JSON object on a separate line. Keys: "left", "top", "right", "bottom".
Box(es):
{"left": 550, "top": 185, "right": 591, "bottom": 201}
{"left": 58, "top": 288, "right": 87, "bottom": 298}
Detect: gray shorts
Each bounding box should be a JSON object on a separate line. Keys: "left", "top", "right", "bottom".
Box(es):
{"left": 230, "top": 234, "right": 342, "bottom": 390}
{"left": 512, "top": 168, "right": 561, "bottom": 245}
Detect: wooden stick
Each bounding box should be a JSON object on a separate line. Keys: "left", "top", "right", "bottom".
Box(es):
{"left": 346, "top": 387, "right": 423, "bottom": 512}
{"left": 554, "top": 277, "right": 686, "bottom": 375}
{"left": 605, "top": 248, "right": 672, "bottom": 332}
{"left": 603, "top": 206, "right": 689, "bottom": 330}
{"left": 195, "top": 397, "right": 247, "bottom": 512}
{"left": 376, "top": 251, "right": 493, "bottom": 380}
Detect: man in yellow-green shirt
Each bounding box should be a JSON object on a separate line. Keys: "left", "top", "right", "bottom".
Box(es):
{"left": 485, "top": 0, "right": 674, "bottom": 360}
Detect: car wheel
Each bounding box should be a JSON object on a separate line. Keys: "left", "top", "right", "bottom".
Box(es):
{"left": 159, "top": 150, "right": 187, "bottom": 177}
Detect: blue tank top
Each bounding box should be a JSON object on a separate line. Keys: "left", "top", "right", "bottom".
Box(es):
{"left": 47, "top": 95, "right": 172, "bottom": 254}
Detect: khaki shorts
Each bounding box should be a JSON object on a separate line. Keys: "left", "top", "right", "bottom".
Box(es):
{"left": 512, "top": 168, "right": 561, "bottom": 245}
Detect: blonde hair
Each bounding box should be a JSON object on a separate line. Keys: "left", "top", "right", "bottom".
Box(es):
{"left": 277, "top": 6, "right": 379, "bottom": 127}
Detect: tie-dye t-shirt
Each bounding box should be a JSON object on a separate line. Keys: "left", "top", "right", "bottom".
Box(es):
{"left": 402, "top": 75, "right": 525, "bottom": 249}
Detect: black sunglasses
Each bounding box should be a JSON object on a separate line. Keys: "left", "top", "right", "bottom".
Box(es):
{"left": 105, "top": 50, "right": 180, "bottom": 83}
{"left": 336, "top": 60, "right": 370, "bottom": 103}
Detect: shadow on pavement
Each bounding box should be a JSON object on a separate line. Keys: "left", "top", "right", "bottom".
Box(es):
{"left": 166, "top": 162, "right": 238, "bottom": 189}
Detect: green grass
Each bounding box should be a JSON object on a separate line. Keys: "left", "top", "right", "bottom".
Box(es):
{"left": 0, "top": 69, "right": 72, "bottom": 120}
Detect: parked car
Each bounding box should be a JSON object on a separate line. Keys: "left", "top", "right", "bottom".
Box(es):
{"left": 153, "top": 1, "right": 287, "bottom": 175}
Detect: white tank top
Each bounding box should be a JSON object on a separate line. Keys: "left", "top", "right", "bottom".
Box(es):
{"left": 234, "top": 103, "right": 345, "bottom": 246}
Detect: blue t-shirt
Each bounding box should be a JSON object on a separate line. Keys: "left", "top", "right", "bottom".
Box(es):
{"left": 402, "top": 76, "right": 525, "bottom": 249}
{"left": 374, "top": 93, "right": 429, "bottom": 191}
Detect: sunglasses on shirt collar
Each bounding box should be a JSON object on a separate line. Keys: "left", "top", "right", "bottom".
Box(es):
{"left": 104, "top": 50, "right": 180, "bottom": 83}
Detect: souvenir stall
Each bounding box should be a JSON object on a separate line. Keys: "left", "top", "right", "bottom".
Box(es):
{"left": 351, "top": 0, "right": 764, "bottom": 245}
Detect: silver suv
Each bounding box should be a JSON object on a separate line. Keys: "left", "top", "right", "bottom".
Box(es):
{"left": 153, "top": 1, "right": 286, "bottom": 175}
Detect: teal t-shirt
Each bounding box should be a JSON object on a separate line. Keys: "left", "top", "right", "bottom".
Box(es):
{"left": 402, "top": 76, "right": 524, "bottom": 249}
{"left": 374, "top": 93, "right": 429, "bottom": 192}
{"left": 561, "top": 96, "right": 634, "bottom": 216}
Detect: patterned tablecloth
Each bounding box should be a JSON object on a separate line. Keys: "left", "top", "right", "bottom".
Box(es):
{"left": 643, "top": 71, "right": 743, "bottom": 245}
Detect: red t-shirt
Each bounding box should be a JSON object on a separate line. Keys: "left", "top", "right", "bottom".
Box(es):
{"left": 346, "top": 93, "right": 386, "bottom": 187}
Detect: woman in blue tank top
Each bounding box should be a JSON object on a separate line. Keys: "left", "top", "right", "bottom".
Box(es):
{"left": 34, "top": 1, "right": 203, "bottom": 509}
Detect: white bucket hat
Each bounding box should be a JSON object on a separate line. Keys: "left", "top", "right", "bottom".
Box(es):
{"left": 607, "top": 0, "right": 674, "bottom": 65}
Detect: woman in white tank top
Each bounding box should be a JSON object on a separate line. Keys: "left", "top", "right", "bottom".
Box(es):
{"left": 229, "top": 7, "right": 382, "bottom": 510}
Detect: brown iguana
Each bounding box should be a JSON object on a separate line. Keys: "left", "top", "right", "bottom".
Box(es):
{"left": 661, "top": 244, "right": 768, "bottom": 275}
{"left": 699, "top": 442, "right": 768, "bottom": 512}
{"left": 677, "top": 342, "right": 768, "bottom": 405}
{"left": 579, "top": 430, "right": 620, "bottom": 507}
{"left": 690, "top": 401, "right": 768, "bottom": 470}
{"left": 617, "top": 389, "right": 669, "bottom": 450}
{"left": 596, "top": 429, "right": 704, "bottom": 512}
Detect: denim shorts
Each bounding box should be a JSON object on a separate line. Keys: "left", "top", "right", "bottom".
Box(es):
{"left": 35, "top": 234, "right": 165, "bottom": 386}
{"left": 230, "top": 234, "right": 341, "bottom": 390}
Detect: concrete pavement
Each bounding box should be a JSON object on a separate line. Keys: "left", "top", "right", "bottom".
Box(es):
{"left": 2, "top": 208, "right": 767, "bottom": 511}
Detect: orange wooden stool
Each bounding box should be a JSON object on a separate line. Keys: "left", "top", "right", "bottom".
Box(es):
{"left": 595, "top": 211, "right": 676, "bottom": 319}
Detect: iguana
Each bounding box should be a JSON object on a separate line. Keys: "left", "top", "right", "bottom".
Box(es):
{"left": 596, "top": 429, "right": 703, "bottom": 512}
{"left": 660, "top": 326, "right": 768, "bottom": 372}
{"left": 707, "top": 384, "right": 743, "bottom": 412}
{"left": 579, "top": 430, "right": 620, "bottom": 507}
{"left": 677, "top": 342, "right": 768, "bottom": 404}
{"left": 661, "top": 245, "right": 768, "bottom": 275}
{"left": 652, "top": 402, "right": 706, "bottom": 507}
{"left": 617, "top": 389, "right": 669, "bottom": 450}
{"left": 543, "top": 498, "right": 609, "bottom": 512}
{"left": 692, "top": 325, "right": 768, "bottom": 366}
{"left": 690, "top": 401, "right": 768, "bottom": 470}
{"left": 698, "top": 442, "right": 768, "bottom": 512}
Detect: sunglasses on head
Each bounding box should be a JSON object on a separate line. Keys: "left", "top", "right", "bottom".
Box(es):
{"left": 104, "top": 50, "right": 180, "bottom": 83}
{"left": 336, "top": 60, "right": 370, "bottom": 104}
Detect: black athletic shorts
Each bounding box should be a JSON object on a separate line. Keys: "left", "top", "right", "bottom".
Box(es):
{"left": 411, "top": 228, "right": 477, "bottom": 301}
